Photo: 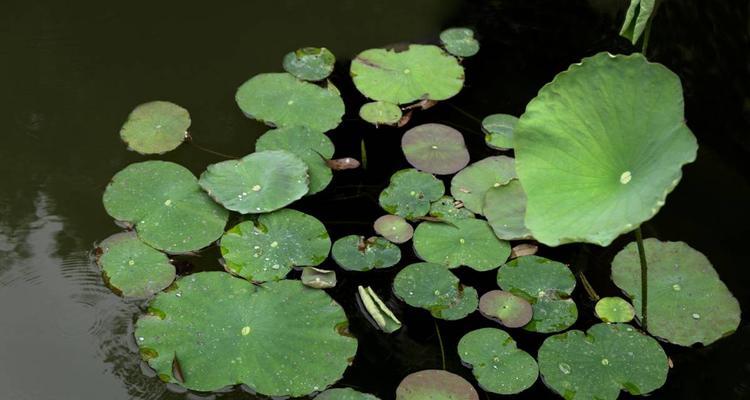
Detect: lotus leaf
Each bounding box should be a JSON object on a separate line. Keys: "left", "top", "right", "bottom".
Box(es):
{"left": 440, "top": 27, "right": 479, "bottom": 58}
{"left": 332, "top": 235, "right": 401, "bottom": 272}
{"left": 96, "top": 232, "right": 175, "bottom": 297}
{"left": 282, "top": 47, "right": 335, "bottom": 81}
{"left": 359, "top": 101, "right": 403, "bottom": 126}
{"left": 316, "top": 388, "right": 381, "bottom": 400}
{"left": 373, "top": 215, "right": 413, "bottom": 244}
{"left": 428, "top": 196, "right": 475, "bottom": 223}
{"left": 482, "top": 113, "right": 517, "bottom": 150}
{"left": 358, "top": 286, "right": 401, "bottom": 333}
{"left": 483, "top": 180, "right": 531, "bottom": 240}
{"left": 393, "top": 262, "right": 478, "bottom": 320}
{"left": 401, "top": 123, "right": 470, "bottom": 175}
{"left": 379, "top": 169, "right": 444, "bottom": 219}
{"left": 450, "top": 156, "right": 516, "bottom": 214}
{"left": 478, "top": 290, "right": 533, "bottom": 328}
{"left": 301, "top": 267, "right": 337, "bottom": 289}
{"left": 396, "top": 369, "right": 479, "bottom": 400}
{"left": 119, "top": 101, "right": 190, "bottom": 154}
{"left": 595, "top": 297, "right": 635, "bottom": 323}
{"left": 620, "top": 0, "right": 656, "bottom": 45}
{"left": 413, "top": 219, "right": 510, "bottom": 271}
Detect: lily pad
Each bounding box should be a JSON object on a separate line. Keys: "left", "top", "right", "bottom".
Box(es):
{"left": 103, "top": 161, "right": 228, "bottom": 253}
{"left": 457, "top": 328, "right": 538, "bottom": 394}
{"left": 450, "top": 156, "right": 516, "bottom": 214}
{"left": 620, "top": 0, "right": 656, "bottom": 45}
{"left": 96, "top": 232, "right": 175, "bottom": 297}
{"left": 482, "top": 113, "right": 517, "bottom": 151}
{"left": 255, "top": 126, "right": 334, "bottom": 195}
{"left": 401, "top": 123, "right": 470, "bottom": 175}
{"left": 135, "top": 272, "right": 357, "bottom": 396}
{"left": 611, "top": 239, "right": 741, "bottom": 346}
{"left": 428, "top": 196, "right": 475, "bottom": 223}
{"left": 595, "top": 297, "right": 635, "bottom": 324}
{"left": 358, "top": 285, "right": 401, "bottom": 333}
{"left": 396, "top": 369, "right": 479, "bottom": 400}
{"left": 332, "top": 235, "right": 401, "bottom": 272}
{"left": 316, "top": 388, "right": 380, "bottom": 400}
{"left": 351, "top": 44, "right": 464, "bottom": 105}
{"left": 199, "top": 150, "right": 309, "bottom": 214}
{"left": 282, "top": 47, "right": 335, "bottom": 81}
{"left": 538, "top": 323, "right": 668, "bottom": 400}
{"left": 413, "top": 219, "right": 510, "bottom": 271}
{"left": 119, "top": 101, "right": 190, "bottom": 154}
{"left": 478, "top": 290, "right": 533, "bottom": 328}
{"left": 483, "top": 180, "right": 532, "bottom": 240}
{"left": 235, "top": 72, "right": 345, "bottom": 131}
{"left": 220, "top": 209, "right": 330, "bottom": 282}
{"left": 373, "top": 215, "right": 413, "bottom": 244}
{"left": 379, "top": 169, "right": 445, "bottom": 219}
{"left": 497, "top": 256, "right": 578, "bottom": 333}
{"left": 440, "top": 27, "right": 480, "bottom": 58}
{"left": 514, "top": 52, "right": 698, "bottom": 246}
{"left": 359, "top": 101, "right": 403, "bottom": 126}
{"left": 440, "top": 286, "right": 479, "bottom": 321}
{"left": 393, "top": 262, "right": 478, "bottom": 320}
{"left": 301, "top": 267, "right": 337, "bottom": 289}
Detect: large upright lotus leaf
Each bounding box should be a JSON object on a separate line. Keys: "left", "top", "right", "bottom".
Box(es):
{"left": 620, "top": 0, "right": 656, "bottom": 45}
{"left": 255, "top": 126, "right": 334, "bottom": 195}
{"left": 392, "top": 262, "right": 477, "bottom": 320}
{"left": 482, "top": 113, "right": 518, "bottom": 151}
{"left": 359, "top": 101, "right": 403, "bottom": 126}
{"left": 235, "top": 72, "right": 345, "bottom": 131}
{"left": 440, "top": 28, "right": 479, "bottom": 58}
{"left": 316, "top": 388, "right": 381, "bottom": 400}
{"left": 332, "top": 235, "right": 401, "bottom": 272}
{"left": 401, "top": 123, "right": 470, "bottom": 175}
{"left": 497, "top": 256, "right": 578, "bottom": 333}
{"left": 611, "top": 239, "right": 741, "bottom": 346}
{"left": 373, "top": 215, "right": 414, "bottom": 244}
{"left": 199, "top": 150, "right": 309, "bottom": 214}
{"left": 103, "top": 161, "right": 228, "bottom": 253}
{"left": 220, "top": 209, "right": 330, "bottom": 282}
{"left": 135, "top": 273, "right": 357, "bottom": 396}
{"left": 282, "top": 47, "right": 335, "bottom": 81}
{"left": 379, "top": 169, "right": 445, "bottom": 219}
{"left": 396, "top": 370, "right": 479, "bottom": 400}
{"left": 538, "top": 323, "right": 668, "bottom": 400}
{"left": 429, "top": 196, "right": 475, "bottom": 223}
{"left": 119, "top": 101, "right": 190, "bottom": 154}
{"left": 350, "top": 44, "right": 464, "bottom": 105}
{"left": 514, "top": 52, "right": 698, "bottom": 246}
{"left": 458, "top": 328, "right": 538, "bottom": 394}
{"left": 96, "top": 232, "right": 175, "bottom": 297}
{"left": 483, "top": 180, "right": 532, "bottom": 240}
{"left": 450, "top": 156, "right": 516, "bottom": 214}
{"left": 413, "top": 219, "right": 510, "bottom": 272}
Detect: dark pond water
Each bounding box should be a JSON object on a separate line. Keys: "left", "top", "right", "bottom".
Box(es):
{"left": 1, "top": 0, "right": 749, "bottom": 399}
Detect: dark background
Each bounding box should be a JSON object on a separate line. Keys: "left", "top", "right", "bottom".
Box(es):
{"left": 1, "top": 0, "right": 748, "bottom": 399}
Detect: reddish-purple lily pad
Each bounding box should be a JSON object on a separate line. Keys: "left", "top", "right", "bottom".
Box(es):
{"left": 479, "top": 290, "right": 533, "bottom": 328}
{"left": 401, "top": 123, "right": 470, "bottom": 175}
{"left": 396, "top": 369, "right": 479, "bottom": 400}
{"left": 373, "top": 215, "right": 414, "bottom": 244}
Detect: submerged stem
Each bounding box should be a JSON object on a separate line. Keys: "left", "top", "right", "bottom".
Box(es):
{"left": 634, "top": 227, "right": 648, "bottom": 330}
{"left": 188, "top": 141, "right": 238, "bottom": 159}
{"left": 433, "top": 319, "right": 446, "bottom": 370}
{"left": 577, "top": 271, "right": 600, "bottom": 302}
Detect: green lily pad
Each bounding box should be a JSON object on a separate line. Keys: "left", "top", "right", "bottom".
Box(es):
{"left": 199, "top": 150, "right": 309, "bottom": 214}
{"left": 103, "top": 161, "right": 228, "bottom": 253}
{"left": 235, "top": 72, "right": 345, "bottom": 131}
{"left": 358, "top": 285, "right": 402, "bottom": 333}
{"left": 282, "top": 47, "right": 335, "bottom": 81}
{"left": 440, "top": 27, "right": 480, "bottom": 58}
{"left": 497, "top": 256, "right": 578, "bottom": 333}
{"left": 135, "top": 273, "right": 357, "bottom": 396}
{"left": 458, "top": 328, "right": 538, "bottom": 394}
{"left": 482, "top": 113, "right": 518, "bottom": 151}
{"left": 483, "top": 180, "right": 532, "bottom": 240}
{"left": 351, "top": 44, "right": 464, "bottom": 105}
{"left": 413, "top": 219, "right": 510, "bottom": 271}
{"left": 373, "top": 215, "right": 414, "bottom": 244}
{"left": 332, "top": 235, "right": 401, "bottom": 272}
{"left": 359, "top": 101, "right": 403, "bottom": 126}
{"left": 595, "top": 297, "right": 635, "bottom": 323}
{"left": 620, "top": 0, "right": 656, "bottom": 45}
{"left": 119, "top": 101, "right": 190, "bottom": 155}
{"left": 393, "top": 262, "right": 478, "bottom": 320}
{"left": 255, "top": 126, "right": 334, "bottom": 195}
{"left": 514, "top": 52, "right": 698, "bottom": 246}
{"left": 478, "top": 290, "right": 533, "bottom": 328}
{"left": 396, "top": 370, "right": 479, "bottom": 400}
{"left": 379, "top": 169, "right": 445, "bottom": 219}
{"left": 428, "top": 196, "right": 475, "bottom": 223}
{"left": 316, "top": 388, "right": 381, "bottom": 400}
{"left": 96, "top": 232, "right": 175, "bottom": 297}
{"left": 450, "top": 156, "right": 517, "bottom": 214}
{"left": 611, "top": 239, "right": 741, "bottom": 346}
{"left": 538, "top": 323, "right": 668, "bottom": 400}
{"left": 220, "top": 209, "right": 330, "bottom": 282}
{"left": 301, "top": 267, "right": 337, "bottom": 289}
{"left": 401, "top": 123, "right": 470, "bottom": 175}
{"left": 439, "top": 286, "right": 479, "bottom": 321}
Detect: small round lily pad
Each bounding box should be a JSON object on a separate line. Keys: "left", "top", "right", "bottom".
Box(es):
{"left": 373, "top": 215, "right": 413, "bottom": 244}
{"left": 595, "top": 297, "right": 635, "bottom": 323}
{"left": 396, "top": 369, "right": 479, "bottom": 400}
{"left": 359, "top": 101, "right": 403, "bottom": 126}
{"left": 497, "top": 256, "right": 578, "bottom": 333}
{"left": 96, "top": 232, "right": 175, "bottom": 297}
{"left": 119, "top": 101, "right": 190, "bottom": 155}
{"left": 482, "top": 114, "right": 518, "bottom": 150}
{"left": 199, "top": 150, "right": 309, "bottom": 214}
{"left": 316, "top": 388, "right": 380, "bottom": 400}
{"left": 393, "top": 262, "right": 478, "bottom": 320}
{"left": 102, "top": 161, "right": 229, "bottom": 253}
{"left": 458, "top": 328, "right": 538, "bottom": 394}
{"left": 379, "top": 169, "right": 445, "bottom": 219}
{"left": 483, "top": 180, "right": 532, "bottom": 240}
{"left": 332, "top": 235, "right": 401, "bottom": 272}
{"left": 401, "top": 123, "right": 470, "bottom": 175}
{"left": 220, "top": 209, "right": 330, "bottom": 282}
{"left": 282, "top": 47, "right": 335, "bottom": 81}
{"left": 413, "top": 219, "right": 510, "bottom": 271}
{"left": 440, "top": 27, "right": 480, "bottom": 58}
{"left": 479, "top": 290, "right": 533, "bottom": 328}
{"left": 255, "top": 126, "right": 334, "bottom": 195}
{"left": 236, "top": 72, "right": 345, "bottom": 132}
{"left": 301, "top": 267, "right": 337, "bottom": 289}
{"left": 450, "top": 156, "right": 517, "bottom": 214}
{"left": 538, "top": 323, "right": 668, "bottom": 400}
{"left": 429, "top": 196, "right": 475, "bottom": 223}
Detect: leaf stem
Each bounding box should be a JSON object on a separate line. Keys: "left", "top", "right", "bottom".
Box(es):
{"left": 634, "top": 227, "right": 648, "bottom": 331}
{"left": 188, "top": 141, "right": 238, "bottom": 159}
{"left": 433, "top": 319, "right": 446, "bottom": 370}
{"left": 577, "top": 271, "right": 600, "bottom": 302}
